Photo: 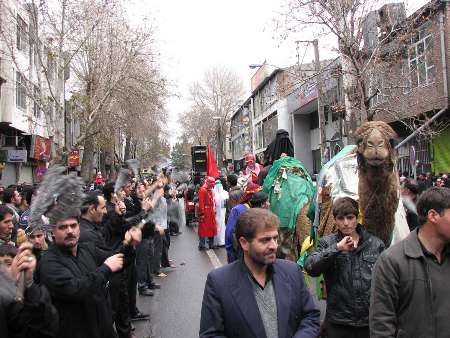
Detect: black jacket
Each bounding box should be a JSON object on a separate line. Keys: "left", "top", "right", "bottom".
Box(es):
{"left": 0, "top": 271, "right": 58, "bottom": 338}
{"left": 304, "top": 226, "right": 384, "bottom": 326}
{"left": 200, "top": 259, "right": 320, "bottom": 338}
{"left": 38, "top": 243, "right": 115, "bottom": 338}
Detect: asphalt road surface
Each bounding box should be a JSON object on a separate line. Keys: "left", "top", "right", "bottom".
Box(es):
{"left": 133, "top": 223, "right": 225, "bottom": 338}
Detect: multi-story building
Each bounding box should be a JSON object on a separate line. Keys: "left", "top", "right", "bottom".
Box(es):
{"left": 0, "top": 0, "right": 65, "bottom": 185}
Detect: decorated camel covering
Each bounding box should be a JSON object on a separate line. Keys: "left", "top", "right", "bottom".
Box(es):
{"left": 263, "top": 156, "right": 315, "bottom": 231}
{"left": 313, "top": 122, "right": 410, "bottom": 247}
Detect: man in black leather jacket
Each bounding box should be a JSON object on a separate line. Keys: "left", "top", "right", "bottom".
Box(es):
{"left": 305, "top": 197, "right": 384, "bottom": 338}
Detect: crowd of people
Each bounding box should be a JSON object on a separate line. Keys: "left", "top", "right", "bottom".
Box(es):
{"left": 1, "top": 127, "right": 450, "bottom": 338}
{"left": 0, "top": 166, "right": 186, "bottom": 338}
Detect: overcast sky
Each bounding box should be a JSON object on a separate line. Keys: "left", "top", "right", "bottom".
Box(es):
{"left": 127, "top": 0, "right": 427, "bottom": 145}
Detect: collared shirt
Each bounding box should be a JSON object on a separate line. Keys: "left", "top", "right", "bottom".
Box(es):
{"left": 419, "top": 239, "right": 450, "bottom": 338}
{"left": 245, "top": 263, "right": 279, "bottom": 338}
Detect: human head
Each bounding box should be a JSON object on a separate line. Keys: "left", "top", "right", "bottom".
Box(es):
{"left": 102, "top": 182, "right": 115, "bottom": 203}
{"left": 0, "top": 206, "right": 14, "bottom": 240}
{"left": 416, "top": 187, "right": 450, "bottom": 236}
{"left": 2, "top": 188, "right": 22, "bottom": 207}
{"left": 249, "top": 191, "right": 269, "bottom": 209}
{"left": 235, "top": 208, "right": 279, "bottom": 266}
{"left": 52, "top": 218, "right": 80, "bottom": 251}
{"left": 227, "top": 174, "right": 238, "bottom": 187}
{"left": 205, "top": 176, "right": 215, "bottom": 190}
{"left": 81, "top": 191, "right": 106, "bottom": 223}
{"left": 0, "top": 244, "right": 17, "bottom": 273}
{"left": 245, "top": 153, "right": 255, "bottom": 168}
{"left": 21, "top": 185, "right": 35, "bottom": 208}
{"left": 436, "top": 178, "right": 445, "bottom": 187}
{"left": 28, "top": 229, "right": 46, "bottom": 251}
{"left": 333, "top": 197, "right": 359, "bottom": 236}
{"left": 123, "top": 183, "right": 132, "bottom": 196}
{"left": 403, "top": 182, "right": 419, "bottom": 199}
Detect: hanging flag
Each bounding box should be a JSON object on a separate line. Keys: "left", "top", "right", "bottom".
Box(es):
{"left": 207, "top": 144, "right": 220, "bottom": 178}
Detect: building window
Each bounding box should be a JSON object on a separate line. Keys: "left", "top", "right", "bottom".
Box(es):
{"left": 310, "top": 111, "right": 319, "bottom": 130}
{"left": 262, "top": 112, "right": 277, "bottom": 147}
{"left": 407, "top": 23, "right": 435, "bottom": 88}
{"left": 255, "top": 122, "right": 263, "bottom": 150}
{"left": 16, "top": 72, "right": 27, "bottom": 110}
{"left": 16, "top": 15, "right": 28, "bottom": 52}
{"left": 312, "top": 149, "right": 322, "bottom": 175}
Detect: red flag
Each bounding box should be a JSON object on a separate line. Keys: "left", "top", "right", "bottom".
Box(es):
{"left": 207, "top": 144, "right": 220, "bottom": 178}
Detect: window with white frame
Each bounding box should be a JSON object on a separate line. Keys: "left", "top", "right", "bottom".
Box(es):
{"left": 407, "top": 23, "right": 435, "bottom": 88}
{"left": 16, "top": 72, "right": 27, "bottom": 110}
{"left": 16, "top": 15, "right": 28, "bottom": 52}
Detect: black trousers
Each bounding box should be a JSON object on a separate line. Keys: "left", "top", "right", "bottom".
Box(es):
{"left": 110, "top": 271, "right": 131, "bottom": 338}
{"left": 125, "top": 261, "right": 138, "bottom": 317}
{"left": 136, "top": 238, "right": 154, "bottom": 287}
{"left": 199, "top": 236, "right": 214, "bottom": 249}
{"left": 325, "top": 322, "right": 369, "bottom": 338}
{"left": 161, "top": 230, "right": 170, "bottom": 268}
{"left": 151, "top": 232, "right": 163, "bottom": 274}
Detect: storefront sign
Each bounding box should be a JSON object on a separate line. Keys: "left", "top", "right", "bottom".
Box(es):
{"left": 30, "top": 135, "right": 51, "bottom": 161}
{"left": 7, "top": 149, "right": 27, "bottom": 162}
{"left": 68, "top": 149, "right": 80, "bottom": 167}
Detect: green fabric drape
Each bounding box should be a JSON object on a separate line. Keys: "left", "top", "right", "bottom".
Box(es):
{"left": 263, "top": 156, "right": 316, "bottom": 230}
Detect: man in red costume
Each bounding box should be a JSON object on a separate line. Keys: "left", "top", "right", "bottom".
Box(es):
{"left": 242, "top": 153, "right": 263, "bottom": 184}
{"left": 198, "top": 176, "right": 217, "bottom": 250}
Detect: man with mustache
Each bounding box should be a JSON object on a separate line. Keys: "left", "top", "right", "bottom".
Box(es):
{"left": 200, "top": 208, "right": 320, "bottom": 338}
{"left": 34, "top": 167, "right": 139, "bottom": 338}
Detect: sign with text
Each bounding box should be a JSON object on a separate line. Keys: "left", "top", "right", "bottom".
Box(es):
{"left": 7, "top": 149, "right": 27, "bottom": 162}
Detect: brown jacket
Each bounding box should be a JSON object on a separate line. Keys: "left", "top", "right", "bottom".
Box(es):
{"left": 370, "top": 229, "right": 450, "bottom": 338}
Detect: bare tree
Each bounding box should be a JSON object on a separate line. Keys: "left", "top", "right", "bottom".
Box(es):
{"left": 181, "top": 66, "right": 244, "bottom": 166}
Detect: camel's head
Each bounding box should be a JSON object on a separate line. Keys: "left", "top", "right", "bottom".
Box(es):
{"left": 355, "top": 121, "right": 397, "bottom": 169}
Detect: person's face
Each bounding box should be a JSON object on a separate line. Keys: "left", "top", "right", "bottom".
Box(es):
{"left": 90, "top": 196, "right": 107, "bottom": 223}
{"left": 123, "top": 184, "right": 132, "bottom": 196}
{"left": 246, "top": 159, "right": 255, "bottom": 168}
{"left": 12, "top": 190, "right": 22, "bottom": 206}
{"left": 28, "top": 230, "right": 46, "bottom": 250}
{"left": 335, "top": 214, "right": 358, "bottom": 236}
{"left": 262, "top": 200, "right": 270, "bottom": 209}
{"left": 429, "top": 208, "right": 450, "bottom": 241}
{"left": 437, "top": 179, "right": 445, "bottom": 187}
{"left": 117, "top": 188, "right": 126, "bottom": 200}
{"left": 136, "top": 183, "right": 146, "bottom": 198}
{"left": 52, "top": 218, "right": 80, "bottom": 249}
{"left": 0, "top": 255, "right": 13, "bottom": 274}
{"left": 0, "top": 213, "right": 14, "bottom": 239}
{"left": 240, "top": 227, "right": 278, "bottom": 266}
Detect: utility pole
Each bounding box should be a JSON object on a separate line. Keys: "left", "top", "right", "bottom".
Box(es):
{"left": 313, "top": 39, "right": 327, "bottom": 164}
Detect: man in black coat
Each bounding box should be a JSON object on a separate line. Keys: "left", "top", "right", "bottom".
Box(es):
{"left": 79, "top": 191, "right": 139, "bottom": 338}
{"left": 200, "top": 208, "right": 320, "bottom": 338}
{"left": 39, "top": 214, "right": 134, "bottom": 338}
{"left": 304, "top": 197, "right": 385, "bottom": 338}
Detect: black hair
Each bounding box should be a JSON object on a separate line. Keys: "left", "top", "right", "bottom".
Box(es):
{"left": 227, "top": 174, "right": 238, "bottom": 187}
{"left": 0, "top": 205, "right": 14, "bottom": 222}
{"left": 2, "top": 188, "right": 17, "bottom": 204}
{"left": 0, "top": 244, "right": 17, "bottom": 258}
{"left": 235, "top": 208, "right": 279, "bottom": 244}
{"left": 416, "top": 187, "right": 450, "bottom": 226}
{"left": 21, "top": 185, "right": 36, "bottom": 206}
{"left": 404, "top": 182, "right": 419, "bottom": 195}
{"left": 332, "top": 197, "right": 359, "bottom": 218}
{"left": 81, "top": 191, "right": 102, "bottom": 214}
{"left": 102, "top": 182, "right": 115, "bottom": 202}
{"left": 249, "top": 191, "right": 268, "bottom": 208}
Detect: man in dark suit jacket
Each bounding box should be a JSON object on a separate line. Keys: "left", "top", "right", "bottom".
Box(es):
{"left": 200, "top": 208, "right": 320, "bottom": 338}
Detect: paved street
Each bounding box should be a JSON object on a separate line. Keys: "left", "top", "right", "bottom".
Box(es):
{"left": 134, "top": 224, "right": 226, "bottom": 338}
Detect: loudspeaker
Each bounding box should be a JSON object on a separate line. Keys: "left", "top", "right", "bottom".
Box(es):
{"left": 191, "top": 146, "right": 207, "bottom": 174}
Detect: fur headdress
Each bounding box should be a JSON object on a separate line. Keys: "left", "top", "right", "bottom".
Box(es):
{"left": 28, "top": 166, "right": 84, "bottom": 231}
